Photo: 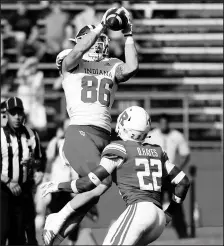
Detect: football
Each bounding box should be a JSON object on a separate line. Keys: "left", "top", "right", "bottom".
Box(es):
{"left": 106, "top": 8, "right": 127, "bottom": 31}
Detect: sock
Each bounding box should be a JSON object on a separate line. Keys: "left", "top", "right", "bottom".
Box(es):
{"left": 58, "top": 202, "right": 75, "bottom": 222}
{"left": 52, "top": 233, "right": 64, "bottom": 245}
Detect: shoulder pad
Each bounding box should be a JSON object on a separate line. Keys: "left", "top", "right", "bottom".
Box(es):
{"left": 102, "top": 141, "right": 127, "bottom": 159}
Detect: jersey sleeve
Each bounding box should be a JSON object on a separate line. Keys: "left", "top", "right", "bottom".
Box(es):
{"left": 164, "top": 159, "right": 190, "bottom": 203}
{"left": 101, "top": 141, "right": 127, "bottom": 160}
{"left": 69, "top": 157, "right": 120, "bottom": 194}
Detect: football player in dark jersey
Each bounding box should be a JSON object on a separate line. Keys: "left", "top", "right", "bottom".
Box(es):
{"left": 41, "top": 106, "right": 190, "bottom": 245}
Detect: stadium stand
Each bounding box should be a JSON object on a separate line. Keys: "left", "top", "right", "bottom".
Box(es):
{"left": 1, "top": 1, "right": 223, "bottom": 150}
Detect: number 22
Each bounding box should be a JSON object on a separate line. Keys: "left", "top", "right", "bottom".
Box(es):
{"left": 135, "top": 158, "right": 162, "bottom": 191}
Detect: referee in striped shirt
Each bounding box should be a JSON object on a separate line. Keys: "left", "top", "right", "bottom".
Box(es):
{"left": 1, "top": 97, "right": 43, "bottom": 245}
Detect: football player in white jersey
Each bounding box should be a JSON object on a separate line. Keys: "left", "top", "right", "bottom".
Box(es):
{"left": 42, "top": 6, "right": 139, "bottom": 245}
{"left": 42, "top": 106, "right": 190, "bottom": 245}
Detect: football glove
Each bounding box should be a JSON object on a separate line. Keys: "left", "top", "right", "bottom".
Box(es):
{"left": 41, "top": 181, "right": 59, "bottom": 198}
{"left": 120, "top": 7, "right": 133, "bottom": 36}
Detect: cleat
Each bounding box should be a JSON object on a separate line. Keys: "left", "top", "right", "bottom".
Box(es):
{"left": 42, "top": 229, "right": 55, "bottom": 245}
{"left": 42, "top": 213, "right": 65, "bottom": 245}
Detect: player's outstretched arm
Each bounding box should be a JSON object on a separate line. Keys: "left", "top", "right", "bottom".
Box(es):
{"left": 62, "top": 7, "right": 115, "bottom": 73}
{"left": 41, "top": 157, "right": 123, "bottom": 197}
{"left": 115, "top": 7, "right": 139, "bottom": 83}
{"left": 163, "top": 158, "right": 190, "bottom": 224}
{"left": 59, "top": 157, "right": 122, "bottom": 193}
{"left": 62, "top": 24, "right": 105, "bottom": 72}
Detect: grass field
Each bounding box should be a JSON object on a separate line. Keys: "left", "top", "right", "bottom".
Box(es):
{"left": 37, "top": 226, "right": 223, "bottom": 245}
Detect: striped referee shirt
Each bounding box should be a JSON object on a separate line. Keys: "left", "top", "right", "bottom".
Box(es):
{"left": 1, "top": 125, "right": 42, "bottom": 184}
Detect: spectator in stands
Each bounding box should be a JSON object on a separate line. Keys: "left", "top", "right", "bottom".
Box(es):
{"left": 62, "top": 3, "right": 105, "bottom": 51}
{"left": 145, "top": 1, "right": 157, "bottom": 18}
{"left": 0, "top": 97, "right": 42, "bottom": 245}
{"left": 9, "top": 2, "right": 34, "bottom": 37}
{"left": 1, "top": 57, "right": 11, "bottom": 94}
{"left": 27, "top": 2, "right": 69, "bottom": 62}
{"left": 1, "top": 19, "right": 17, "bottom": 62}
{"left": 45, "top": 2, "right": 69, "bottom": 54}
{"left": 45, "top": 119, "right": 70, "bottom": 186}
{"left": 16, "top": 56, "right": 46, "bottom": 131}
{"left": 34, "top": 118, "right": 70, "bottom": 231}
{"left": 27, "top": 18, "right": 49, "bottom": 61}
{"left": 8, "top": 2, "right": 35, "bottom": 59}
{"left": 71, "top": 2, "right": 101, "bottom": 37}
{"left": 145, "top": 113, "right": 190, "bottom": 239}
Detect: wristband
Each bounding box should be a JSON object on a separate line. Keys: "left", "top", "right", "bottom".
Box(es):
{"left": 124, "top": 34, "right": 133, "bottom": 37}
{"left": 172, "top": 194, "right": 182, "bottom": 203}
{"left": 88, "top": 172, "right": 101, "bottom": 186}
{"left": 58, "top": 181, "right": 71, "bottom": 192}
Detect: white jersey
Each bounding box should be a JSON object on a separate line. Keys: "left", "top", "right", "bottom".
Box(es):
{"left": 62, "top": 57, "right": 122, "bottom": 132}
{"left": 145, "top": 128, "right": 190, "bottom": 164}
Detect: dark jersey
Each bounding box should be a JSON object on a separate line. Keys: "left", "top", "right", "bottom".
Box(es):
{"left": 72, "top": 140, "right": 189, "bottom": 208}
{"left": 101, "top": 140, "right": 169, "bottom": 208}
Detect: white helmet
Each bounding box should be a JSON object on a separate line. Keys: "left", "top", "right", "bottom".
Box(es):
{"left": 115, "top": 106, "right": 151, "bottom": 142}
{"left": 56, "top": 49, "right": 72, "bottom": 72}
{"left": 69, "top": 25, "right": 109, "bottom": 62}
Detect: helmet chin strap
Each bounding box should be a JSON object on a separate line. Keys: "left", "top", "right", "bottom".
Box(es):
{"left": 118, "top": 127, "right": 144, "bottom": 142}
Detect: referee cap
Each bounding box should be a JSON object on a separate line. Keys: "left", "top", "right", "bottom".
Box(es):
{"left": 6, "top": 97, "right": 24, "bottom": 111}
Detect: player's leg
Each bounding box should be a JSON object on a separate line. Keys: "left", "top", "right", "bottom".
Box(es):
{"left": 103, "top": 202, "right": 166, "bottom": 246}
{"left": 102, "top": 204, "right": 137, "bottom": 245}
{"left": 136, "top": 203, "right": 166, "bottom": 246}
{"left": 35, "top": 184, "right": 51, "bottom": 230}
{"left": 52, "top": 182, "right": 111, "bottom": 245}
{"left": 60, "top": 124, "right": 111, "bottom": 221}
{"left": 43, "top": 182, "right": 109, "bottom": 245}
{"left": 43, "top": 125, "right": 110, "bottom": 245}
{"left": 63, "top": 125, "right": 110, "bottom": 176}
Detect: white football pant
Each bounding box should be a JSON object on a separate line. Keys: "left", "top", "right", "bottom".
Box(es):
{"left": 103, "top": 201, "right": 166, "bottom": 246}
